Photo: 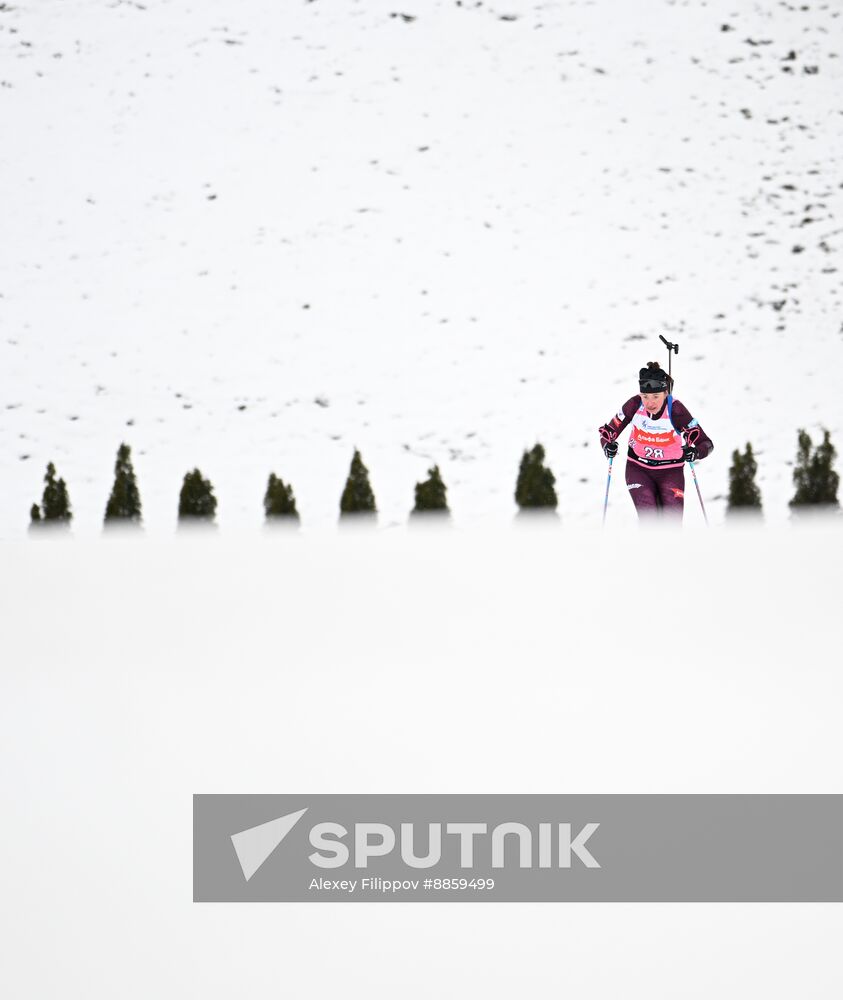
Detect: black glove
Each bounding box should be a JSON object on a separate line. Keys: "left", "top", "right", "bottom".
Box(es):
{"left": 682, "top": 445, "right": 697, "bottom": 463}
{"left": 604, "top": 440, "right": 619, "bottom": 459}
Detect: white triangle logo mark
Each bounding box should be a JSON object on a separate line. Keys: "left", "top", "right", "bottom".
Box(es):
{"left": 231, "top": 807, "right": 308, "bottom": 882}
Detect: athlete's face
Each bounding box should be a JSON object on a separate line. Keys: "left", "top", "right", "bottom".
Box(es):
{"left": 640, "top": 391, "right": 667, "bottom": 415}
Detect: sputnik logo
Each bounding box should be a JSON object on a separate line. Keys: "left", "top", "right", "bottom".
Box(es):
{"left": 231, "top": 807, "right": 308, "bottom": 881}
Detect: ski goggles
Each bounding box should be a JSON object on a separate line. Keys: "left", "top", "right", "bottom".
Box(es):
{"left": 639, "top": 378, "right": 668, "bottom": 392}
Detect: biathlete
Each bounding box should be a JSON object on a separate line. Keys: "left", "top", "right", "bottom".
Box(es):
{"left": 598, "top": 362, "right": 713, "bottom": 519}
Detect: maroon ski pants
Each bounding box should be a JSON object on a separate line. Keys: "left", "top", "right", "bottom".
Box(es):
{"left": 625, "top": 461, "right": 686, "bottom": 519}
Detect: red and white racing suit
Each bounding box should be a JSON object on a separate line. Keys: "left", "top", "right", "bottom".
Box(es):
{"left": 599, "top": 396, "right": 713, "bottom": 517}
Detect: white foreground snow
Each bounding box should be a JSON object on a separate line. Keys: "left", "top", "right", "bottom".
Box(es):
{"left": 1, "top": 524, "right": 841, "bottom": 996}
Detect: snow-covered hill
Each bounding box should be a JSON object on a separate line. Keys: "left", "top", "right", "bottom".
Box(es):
{"left": 1, "top": 0, "right": 842, "bottom": 536}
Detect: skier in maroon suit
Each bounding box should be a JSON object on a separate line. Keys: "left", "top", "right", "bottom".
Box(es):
{"left": 598, "top": 362, "right": 713, "bottom": 519}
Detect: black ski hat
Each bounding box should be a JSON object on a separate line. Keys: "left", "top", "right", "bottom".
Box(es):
{"left": 638, "top": 362, "right": 669, "bottom": 393}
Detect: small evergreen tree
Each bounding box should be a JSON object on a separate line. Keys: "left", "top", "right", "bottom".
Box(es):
{"left": 264, "top": 473, "right": 299, "bottom": 519}
{"left": 340, "top": 449, "right": 376, "bottom": 515}
{"left": 412, "top": 465, "right": 449, "bottom": 514}
{"left": 726, "top": 443, "right": 762, "bottom": 513}
{"left": 790, "top": 428, "right": 840, "bottom": 508}
{"left": 30, "top": 462, "right": 72, "bottom": 526}
{"left": 104, "top": 443, "right": 142, "bottom": 523}
{"left": 178, "top": 468, "right": 217, "bottom": 521}
{"left": 515, "top": 443, "right": 557, "bottom": 509}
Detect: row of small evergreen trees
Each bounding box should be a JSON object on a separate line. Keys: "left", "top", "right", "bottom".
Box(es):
{"left": 28, "top": 446, "right": 449, "bottom": 527}
{"left": 726, "top": 430, "right": 839, "bottom": 510}
{"left": 28, "top": 430, "right": 840, "bottom": 527}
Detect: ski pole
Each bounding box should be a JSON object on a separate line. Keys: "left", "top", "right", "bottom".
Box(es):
{"left": 688, "top": 460, "right": 708, "bottom": 525}
{"left": 602, "top": 455, "right": 613, "bottom": 527}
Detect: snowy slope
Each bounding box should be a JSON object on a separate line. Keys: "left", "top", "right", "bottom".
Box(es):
{"left": 1, "top": 0, "right": 842, "bottom": 536}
